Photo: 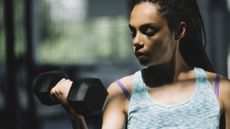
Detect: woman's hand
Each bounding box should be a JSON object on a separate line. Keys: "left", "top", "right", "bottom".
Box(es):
{"left": 50, "top": 78, "right": 88, "bottom": 129}
{"left": 50, "top": 78, "right": 78, "bottom": 116}
{"left": 50, "top": 78, "right": 73, "bottom": 106}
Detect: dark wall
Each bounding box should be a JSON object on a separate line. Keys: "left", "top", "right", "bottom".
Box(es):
{"left": 88, "top": 0, "right": 128, "bottom": 18}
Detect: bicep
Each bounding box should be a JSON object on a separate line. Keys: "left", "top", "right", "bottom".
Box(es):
{"left": 102, "top": 105, "right": 126, "bottom": 129}
{"left": 101, "top": 83, "right": 128, "bottom": 129}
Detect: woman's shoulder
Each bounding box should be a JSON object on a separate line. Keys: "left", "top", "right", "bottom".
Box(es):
{"left": 204, "top": 70, "right": 230, "bottom": 89}
{"left": 106, "top": 74, "right": 135, "bottom": 113}
{"left": 204, "top": 70, "right": 230, "bottom": 107}
{"left": 204, "top": 70, "right": 230, "bottom": 84}
{"left": 107, "top": 74, "right": 134, "bottom": 96}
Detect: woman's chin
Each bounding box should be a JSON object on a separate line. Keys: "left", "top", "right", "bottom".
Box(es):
{"left": 140, "top": 61, "right": 168, "bottom": 68}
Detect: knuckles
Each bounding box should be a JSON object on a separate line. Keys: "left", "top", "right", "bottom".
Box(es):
{"left": 50, "top": 78, "right": 73, "bottom": 97}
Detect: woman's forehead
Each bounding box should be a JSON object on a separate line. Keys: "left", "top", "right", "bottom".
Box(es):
{"left": 129, "top": 2, "right": 164, "bottom": 27}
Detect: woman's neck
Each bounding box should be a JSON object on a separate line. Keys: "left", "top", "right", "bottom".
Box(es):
{"left": 141, "top": 45, "right": 192, "bottom": 87}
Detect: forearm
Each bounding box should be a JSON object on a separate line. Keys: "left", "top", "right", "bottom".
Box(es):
{"left": 64, "top": 105, "right": 88, "bottom": 129}
{"left": 70, "top": 115, "right": 88, "bottom": 129}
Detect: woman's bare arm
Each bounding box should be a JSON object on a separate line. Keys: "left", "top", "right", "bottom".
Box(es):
{"left": 102, "top": 82, "right": 127, "bottom": 129}
{"left": 219, "top": 77, "right": 230, "bottom": 129}
{"left": 102, "top": 76, "right": 132, "bottom": 129}
{"left": 50, "top": 78, "right": 88, "bottom": 129}
{"left": 50, "top": 76, "right": 132, "bottom": 129}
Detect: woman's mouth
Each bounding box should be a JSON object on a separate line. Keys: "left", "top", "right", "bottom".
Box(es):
{"left": 135, "top": 52, "right": 149, "bottom": 63}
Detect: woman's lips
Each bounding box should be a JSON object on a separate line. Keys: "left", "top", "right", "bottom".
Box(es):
{"left": 135, "top": 51, "right": 145, "bottom": 57}
{"left": 135, "top": 52, "right": 149, "bottom": 65}
{"left": 135, "top": 52, "right": 149, "bottom": 60}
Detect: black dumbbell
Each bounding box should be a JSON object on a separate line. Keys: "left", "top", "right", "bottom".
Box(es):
{"left": 33, "top": 71, "right": 67, "bottom": 105}
{"left": 33, "top": 71, "right": 108, "bottom": 116}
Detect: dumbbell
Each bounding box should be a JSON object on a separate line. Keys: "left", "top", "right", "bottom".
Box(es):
{"left": 33, "top": 71, "right": 108, "bottom": 116}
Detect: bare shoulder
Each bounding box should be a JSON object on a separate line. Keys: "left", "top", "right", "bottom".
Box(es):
{"left": 107, "top": 74, "right": 134, "bottom": 96}
{"left": 205, "top": 71, "right": 230, "bottom": 93}
{"left": 205, "top": 70, "right": 230, "bottom": 86}
{"left": 218, "top": 76, "right": 230, "bottom": 107}
{"left": 205, "top": 71, "right": 230, "bottom": 109}
{"left": 106, "top": 74, "right": 134, "bottom": 113}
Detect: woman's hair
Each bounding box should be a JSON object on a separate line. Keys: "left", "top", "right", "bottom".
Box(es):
{"left": 129, "top": 0, "right": 214, "bottom": 72}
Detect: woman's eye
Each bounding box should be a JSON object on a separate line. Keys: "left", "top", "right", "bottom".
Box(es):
{"left": 140, "top": 25, "right": 159, "bottom": 36}
{"left": 144, "top": 28, "right": 155, "bottom": 36}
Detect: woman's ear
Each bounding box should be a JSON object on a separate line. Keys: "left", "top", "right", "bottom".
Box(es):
{"left": 175, "top": 22, "right": 186, "bottom": 40}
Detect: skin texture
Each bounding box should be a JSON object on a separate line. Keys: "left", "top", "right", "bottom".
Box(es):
{"left": 50, "top": 2, "right": 230, "bottom": 129}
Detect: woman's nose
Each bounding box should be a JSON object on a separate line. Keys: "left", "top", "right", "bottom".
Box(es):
{"left": 132, "top": 32, "right": 144, "bottom": 47}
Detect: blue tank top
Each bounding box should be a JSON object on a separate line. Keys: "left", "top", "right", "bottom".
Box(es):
{"left": 127, "top": 67, "right": 221, "bottom": 129}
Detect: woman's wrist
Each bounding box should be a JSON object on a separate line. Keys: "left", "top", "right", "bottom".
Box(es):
{"left": 70, "top": 115, "right": 88, "bottom": 129}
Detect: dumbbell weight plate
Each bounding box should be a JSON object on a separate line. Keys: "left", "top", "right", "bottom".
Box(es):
{"left": 33, "top": 71, "right": 68, "bottom": 105}
{"left": 67, "top": 78, "right": 108, "bottom": 116}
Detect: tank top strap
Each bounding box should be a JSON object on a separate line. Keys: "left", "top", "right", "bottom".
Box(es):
{"left": 194, "top": 67, "right": 208, "bottom": 82}
{"left": 194, "top": 67, "right": 213, "bottom": 87}
{"left": 132, "top": 70, "right": 146, "bottom": 93}
{"left": 194, "top": 67, "right": 219, "bottom": 97}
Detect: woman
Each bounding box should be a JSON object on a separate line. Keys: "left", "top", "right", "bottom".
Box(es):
{"left": 51, "top": 0, "right": 230, "bottom": 128}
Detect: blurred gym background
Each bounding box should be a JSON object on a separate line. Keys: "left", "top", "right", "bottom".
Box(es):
{"left": 0, "top": 0, "right": 229, "bottom": 129}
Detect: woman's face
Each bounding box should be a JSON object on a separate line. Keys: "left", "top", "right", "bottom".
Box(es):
{"left": 129, "top": 2, "right": 177, "bottom": 67}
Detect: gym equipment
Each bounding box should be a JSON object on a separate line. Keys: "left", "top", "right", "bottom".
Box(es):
{"left": 33, "top": 71, "right": 67, "bottom": 105}
{"left": 33, "top": 71, "right": 108, "bottom": 116}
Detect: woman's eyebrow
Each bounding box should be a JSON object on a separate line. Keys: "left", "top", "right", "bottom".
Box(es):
{"left": 140, "top": 23, "right": 160, "bottom": 28}
{"left": 129, "top": 23, "right": 160, "bottom": 29}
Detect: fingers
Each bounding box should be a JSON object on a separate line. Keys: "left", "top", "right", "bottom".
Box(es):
{"left": 50, "top": 78, "right": 81, "bottom": 117}
{"left": 50, "top": 78, "right": 73, "bottom": 105}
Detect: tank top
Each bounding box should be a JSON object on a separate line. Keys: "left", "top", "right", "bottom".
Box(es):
{"left": 126, "top": 67, "right": 221, "bottom": 129}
